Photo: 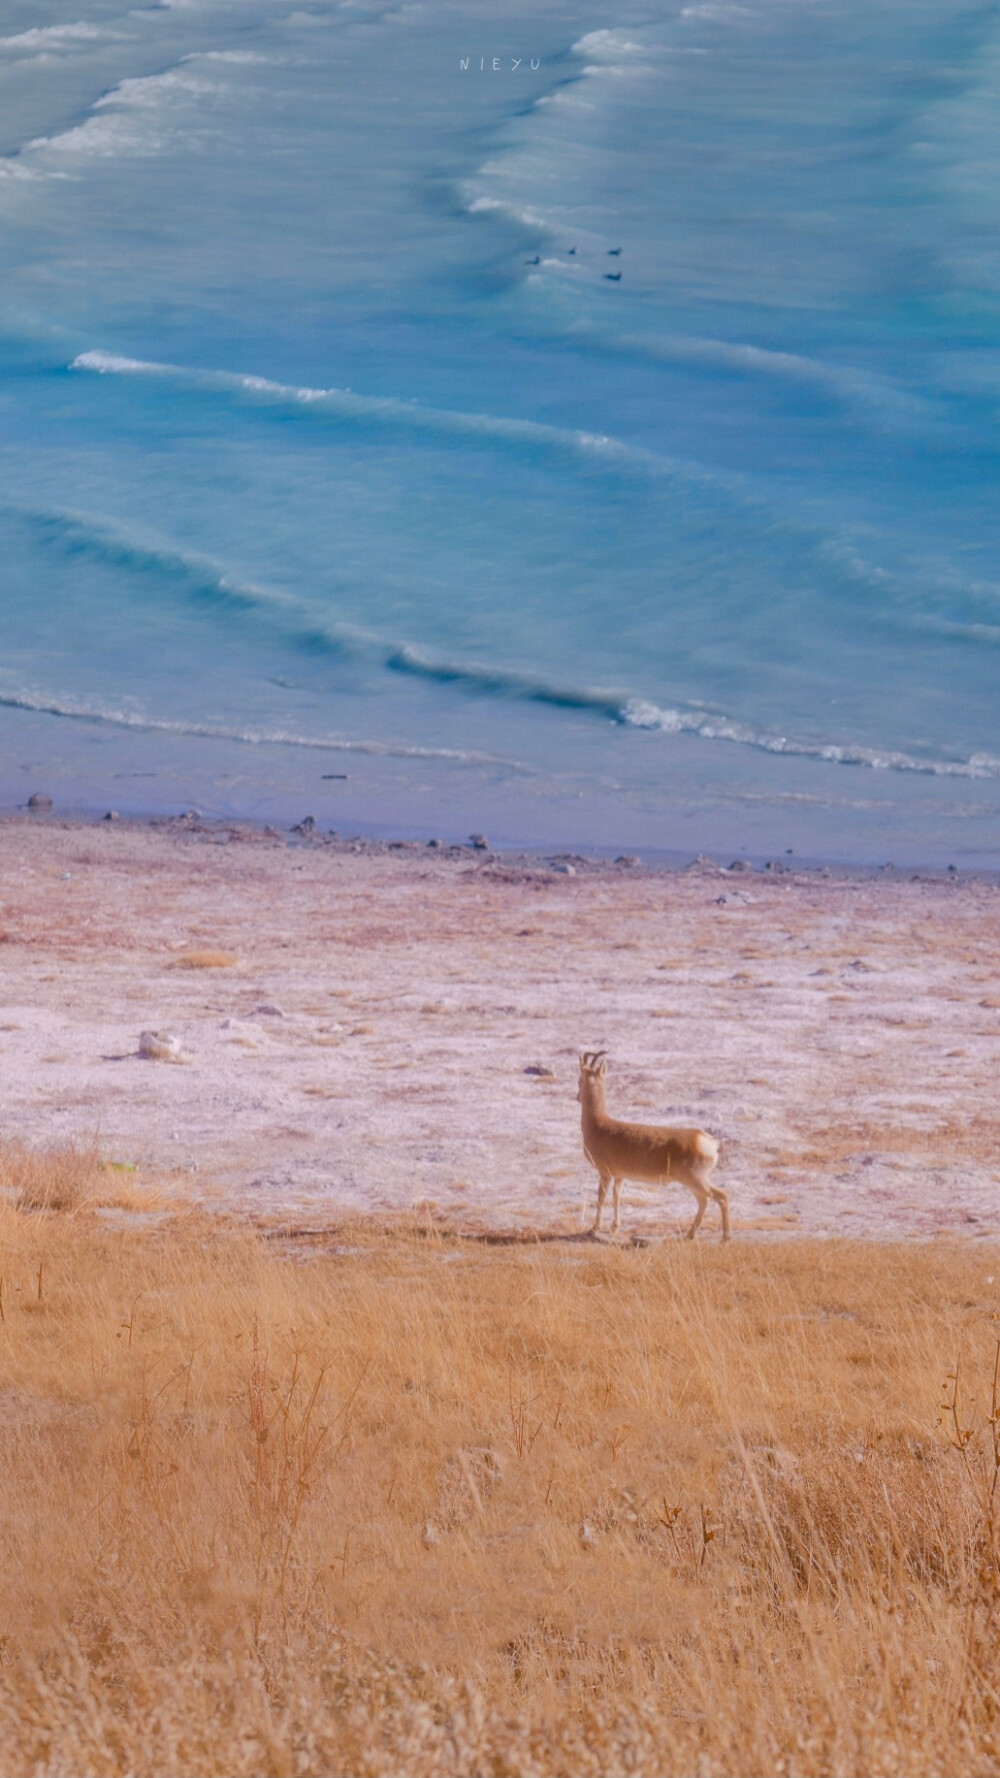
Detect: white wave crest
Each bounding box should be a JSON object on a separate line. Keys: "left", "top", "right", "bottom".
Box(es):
{"left": 622, "top": 700, "right": 1000, "bottom": 779}
{"left": 71, "top": 348, "right": 667, "bottom": 474}
{"left": 13, "top": 64, "right": 219, "bottom": 170}
{"left": 0, "top": 688, "right": 526, "bottom": 770}
{"left": 73, "top": 350, "right": 156, "bottom": 374}
{"left": 465, "top": 192, "right": 547, "bottom": 227}
{"left": 0, "top": 21, "right": 104, "bottom": 51}
{"left": 572, "top": 30, "right": 656, "bottom": 59}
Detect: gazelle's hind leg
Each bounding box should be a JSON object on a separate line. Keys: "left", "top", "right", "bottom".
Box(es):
{"left": 591, "top": 1171, "right": 611, "bottom": 1235}
{"left": 610, "top": 1177, "right": 624, "bottom": 1233}
{"left": 699, "top": 1153, "right": 731, "bottom": 1242}
{"left": 683, "top": 1183, "right": 709, "bottom": 1241}
{"left": 710, "top": 1185, "right": 731, "bottom": 1240}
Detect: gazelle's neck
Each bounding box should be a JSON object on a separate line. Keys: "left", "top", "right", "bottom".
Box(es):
{"left": 580, "top": 1079, "right": 607, "bottom": 1126}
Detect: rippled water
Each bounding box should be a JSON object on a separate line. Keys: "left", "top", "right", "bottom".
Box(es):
{"left": 1, "top": 0, "right": 998, "bottom": 862}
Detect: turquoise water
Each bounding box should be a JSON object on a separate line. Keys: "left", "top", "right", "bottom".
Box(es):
{"left": 1, "top": 0, "right": 999, "bottom": 862}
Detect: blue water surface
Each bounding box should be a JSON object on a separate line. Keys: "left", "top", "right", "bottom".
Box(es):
{"left": 1, "top": 0, "right": 998, "bottom": 862}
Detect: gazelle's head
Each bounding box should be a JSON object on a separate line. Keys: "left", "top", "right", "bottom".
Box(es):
{"left": 577, "top": 1050, "right": 608, "bottom": 1103}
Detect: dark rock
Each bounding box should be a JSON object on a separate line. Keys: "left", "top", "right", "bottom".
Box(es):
{"left": 728, "top": 859, "right": 752, "bottom": 871}
{"left": 524, "top": 1064, "right": 555, "bottom": 1079}
{"left": 292, "top": 816, "right": 316, "bottom": 835}
{"left": 615, "top": 854, "right": 640, "bottom": 867}
{"left": 102, "top": 810, "right": 120, "bottom": 822}
{"left": 27, "top": 792, "right": 53, "bottom": 811}
{"left": 469, "top": 833, "right": 489, "bottom": 850}
{"left": 426, "top": 838, "right": 441, "bottom": 848}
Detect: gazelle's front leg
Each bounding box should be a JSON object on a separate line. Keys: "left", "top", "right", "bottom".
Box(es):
{"left": 591, "top": 1172, "right": 611, "bottom": 1234}
{"left": 610, "top": 1177, "right": 624, "bottom": 1233}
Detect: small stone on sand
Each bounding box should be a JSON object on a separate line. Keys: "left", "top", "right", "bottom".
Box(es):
{"left": 139, "top": 1030, "right": 184, "bottom": 1062}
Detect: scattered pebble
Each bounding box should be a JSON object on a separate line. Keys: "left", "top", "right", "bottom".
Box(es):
{"left": 292, "top": 816, "right": 316, "bottom": 835}
{"left": 469, "top": 833, "right": 489, "bottom": 850}
{"left": 615, "top": 854, "right": 640, "bottom": 867}
{"left": 254, "top": 1004, "right": 286, "bottom": 1019}
{"left": 138, "top": 1030, "right": 184, "bottom": 1062}
{"left": 27, "top": 792, "right": 53, "bottom": 811}
{"left": 524, "top": 1064, "right": 555, "bottom": 1079}
{"left": 102, "top": 810, "right": 120, "bottom": 822}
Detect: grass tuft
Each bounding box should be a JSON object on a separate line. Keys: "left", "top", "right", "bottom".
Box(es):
{"left": 171, "top": 948, "right": 240, "bottom": 969}
{"left": 0, "top": 1142, "right": 105, "bottom": 1212}
{"left": 0, "top": 1144, "right": 161, "bottom": 1214}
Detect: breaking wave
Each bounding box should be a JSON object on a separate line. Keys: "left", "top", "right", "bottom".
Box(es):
{"left": 71, "top": 349, "right": 689, "bottom": 480}
{"left": 620, "top": 700, "right": 1000, "bottom": 779}
{"left": 0, "top": 687, "right": 528, "bottom": 770}
{"left": 11, "top": 498, "right": 1000, "bottom": 783}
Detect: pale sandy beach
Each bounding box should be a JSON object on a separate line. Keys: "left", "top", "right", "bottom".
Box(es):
{"left": 1, "top": 814, "right": 996, "bottom": 1240}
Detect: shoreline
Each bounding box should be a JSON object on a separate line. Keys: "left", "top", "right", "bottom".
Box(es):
{"left": 4, "top": 693, "right": 999, "bottom": 875}
{"left": 5, "top": 803, "right": 999, "bottom": 885}
{"left": 0, "top": 812, "right": 996, "bottom": 1240}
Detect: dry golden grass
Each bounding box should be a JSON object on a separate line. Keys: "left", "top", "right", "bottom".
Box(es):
{"left": 0, "top": 1144, "right": 152, "bottom": 1215}
{"left": 3, "top": 1166, "right": 1000, "bottom": 1775}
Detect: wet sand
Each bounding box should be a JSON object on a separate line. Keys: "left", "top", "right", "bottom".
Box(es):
{"left": 1, "top": 816, "right": 997, "bottom": 1239}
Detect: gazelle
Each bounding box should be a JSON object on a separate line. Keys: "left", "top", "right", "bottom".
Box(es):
{"left": 577, "top": 1051, "right": 730, "bottom": 1241}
